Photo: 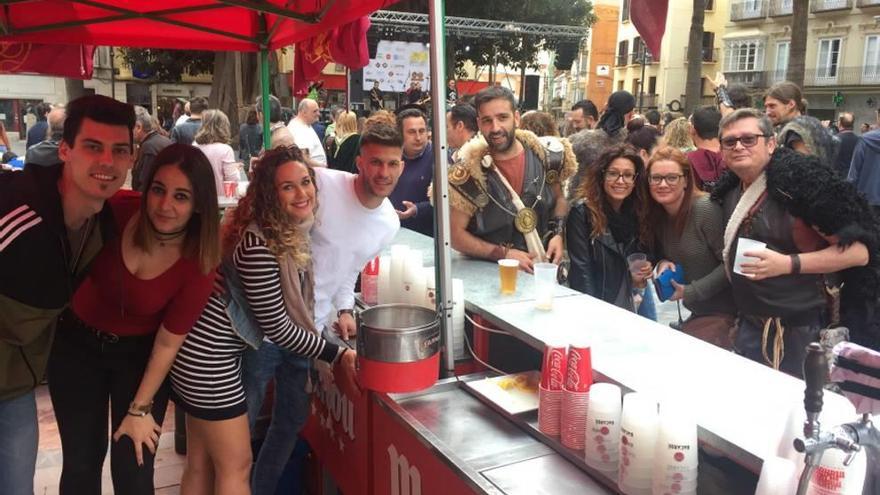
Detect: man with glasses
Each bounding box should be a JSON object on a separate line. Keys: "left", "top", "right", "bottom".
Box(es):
{"left": 711, "top": 108, "right": 879, "bottom": 376}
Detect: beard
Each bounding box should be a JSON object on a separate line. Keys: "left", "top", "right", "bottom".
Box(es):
{"left": 486, "top": 127, "right": 516, "bottom": 153}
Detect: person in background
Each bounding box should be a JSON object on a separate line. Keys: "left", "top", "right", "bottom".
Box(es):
{"left": 861, "top": 122, "right": 872, "bottom": 135}
{"left": 255, "top": 94, "right": 294, "bottom": 150}
{"left": 323, "top": 107, "right": 343, "bottom": 156}
{"left": 520, "top": 111, "right": 561, "bottom": 137}
{"left": 171, "top": 96, "right": 207, "bottom": 145}
{"left": 566, "top": 145, "right": 654, "bottom": 316}
{"left": 712, "top": 108, "right": 878, "bottom": 374}
{"left": 834, "top": 112, "right": 859, "bottom": 178}
{"left": 626, "top": 124, "right": 661, "bottom": 164}
{"left": 391, "top": 108, "right": 434, "bottom": 236}
{"left": 194, "top": 109, "right": 239, "bottom": 197}
{"left": 172, "top": 147, "right": 356, "bottom": 495}
{"left": 708, "top": 73, "right": 751, "bottom": 118}
{"left": 0, "top": 95, "right": 135, "bottom": 495}
{"left": 567, "top": 99, "right": 598, "bottom": 135}
{"left": 25, "top": 102, "right": 49, "bottom": 149}
{"left": 567, "top": 91, "right": 636, "bottom": 199}
{"left": 369, "top": 81, "right": 384, "bottom": 111}
{"left": 446, "top": 79, "right": 458, "bottom": 107}
{"left": 764, "top": 81, "right": 803, "bottom": 131}
{"left": 287, "top": 98, "right": 327, "bottom": 166}
{"left": 239, "top": 109, "right": 263, "bottom": 164}
{"left": 328, "top": 110, "right": 360, "bottom": 174}
{"left": 25, "top": 103, "right": 66, "bottom": 168}
{"left": 132, "top": 105, "right": 172, "bottom": 192}
{"left": 0, "top": 120, "right": 10, "bottom": 151}
{"left": 174, "top": 101, "right": 190, "bottom": 128}
{"left": 446, "top": 103, "right": 478, "bottom": 161}
{"left": 765, "top": 82, "right": 838, "bottom": 167}
{"left": 243, "top": 127, "right": 402, "bottom": 494}
{"left": 687, "top": 105, "right": 725, "bottom": 192}
{"left": 49, "top": 144, "right": 219, "bottom": 494}
{"left": 847, "top": 124, "right": 880, "bottom": 217}
{"left": 642, "top": 146, "right": 735, "bottom": 349}
{"left": 662, "top": 117, "right": 695, "bottom": 152}
{"left": 644, "top": 109, "right": 661, "bottom": 131}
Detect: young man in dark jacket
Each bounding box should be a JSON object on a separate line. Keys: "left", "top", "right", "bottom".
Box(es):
{"left": 0, "top": 95, "right": 134, "bottom": 495}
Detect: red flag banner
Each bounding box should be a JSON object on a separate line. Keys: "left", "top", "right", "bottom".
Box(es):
{"left": 0, "top": 42, "right": 95, "bottom": 79}
{"left": 630, "top": 0, "right": 668, "bottom": 60}
{"left": 293, "top": 16, "right": 371, "bottom": 96}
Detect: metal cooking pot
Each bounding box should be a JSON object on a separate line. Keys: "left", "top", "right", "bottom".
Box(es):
{"left": 356, "top": 304, "right": 440, "bottom": 363}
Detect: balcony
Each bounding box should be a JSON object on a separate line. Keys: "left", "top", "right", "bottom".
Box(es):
{"left": 811, "top": 0, "right": 853, "bottom": 12}
{"left": 683, "top": 46, "right": 720, "bottom": 63}
{"left": 630, "top": 51, "right": 655, "bottom": 65}
{"left": 804, "top": 66, "right": 880, "bottom": 86}
{"left": 635, "top": 94, "right": 660, "bottom": 109}
{"left": 724, "top": 70, "right": 768, "bottom": 87}
{"left": 769, "top": 0, "right": 793, "bottom": 15}
{"left": 858, "top": 0, "right": 880, "bottom": 7}
{"left": 731, "top": 0, "right": 768, "bottom": 20}
{"left": 616, "top": 54, "right": 629, "bottom": 67}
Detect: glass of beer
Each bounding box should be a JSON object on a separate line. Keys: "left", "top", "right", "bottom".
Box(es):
{"left": 498, "top": 259, "right": 519, "bottom": 294}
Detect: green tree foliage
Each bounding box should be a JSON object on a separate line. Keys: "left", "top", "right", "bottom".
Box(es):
{"left": 119, "top": 48, "right": 215, "bottom": 82}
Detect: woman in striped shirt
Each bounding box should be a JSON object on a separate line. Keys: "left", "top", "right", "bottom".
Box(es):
{"left": 171, "top": 146, "right": 355, "bottom": 494}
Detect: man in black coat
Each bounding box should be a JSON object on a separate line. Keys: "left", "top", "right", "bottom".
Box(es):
{"left": 835, "top": 112, "right": 860, "bottom": 177}
{"left": 132, "top": 105, "right": 171, "bottom": 191}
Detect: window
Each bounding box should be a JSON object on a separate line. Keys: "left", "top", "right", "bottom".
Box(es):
{"left": 648, "top": 77, "right": 657, "bottom": 95}
{"left": 774, "top": 41, "right": 789, "bottom": 81}
{"left": 702, "top": 32, "right": 716, "bottom": 61}
{"left": 816, "top": 37, "right": 842, "bottom": 81}
{"left": 632, "top": 78, "right": 640, "bottom": 93}
{"left": 618, "top": 40, "right": 629, "bottom": 66}
{"left": 622, "top": 0, "right": 630, "bottom": 22}
{"left": 865, "top": 35, "right": 880, "bottom": 82}
{"left": 705, "top": 0, "right": 715, "bottom": 10}
{"left": 618, "top": 80, "right": 625, "bottom": 91}
{"left": 724, "top": 39, "right": 765, "bottom": 72}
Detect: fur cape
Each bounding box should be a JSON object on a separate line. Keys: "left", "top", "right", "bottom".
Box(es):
{"left": 446, "top": 129, "right": 577, "bottom": 215}
{"left": 711, "top": 147, "right": 880, "bottom": 348}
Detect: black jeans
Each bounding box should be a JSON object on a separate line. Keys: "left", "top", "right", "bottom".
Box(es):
{"left": 48, "top": 310, "right": 170, "bottom": 495}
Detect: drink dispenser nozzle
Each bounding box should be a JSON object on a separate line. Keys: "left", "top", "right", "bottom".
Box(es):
{"left": 803, "top": 342, "right": 827, "bottom": 440}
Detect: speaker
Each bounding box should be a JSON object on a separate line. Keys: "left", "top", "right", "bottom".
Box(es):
{"left": 367, "top": 33, "right": 379, "bottom": 59}
{"left": 523, "top": 75, "right": 540, "bottom": 111}
{"left": 555, "top": 42, "right": 578, "bottom": 71}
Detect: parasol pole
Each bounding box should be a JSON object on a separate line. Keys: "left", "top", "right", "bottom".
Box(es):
{"left": 259, "top": 15, "right": 271, "bottom": 150}
{"left": 427, "top": 0, "right": 454, "bottom": 377}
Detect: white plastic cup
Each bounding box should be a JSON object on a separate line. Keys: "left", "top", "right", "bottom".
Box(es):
{"left": 754, "top": 456, "right": 797, "bottom": 495}
{"left": 627, "top": 252, "right": 649, "bottom": 275}
{"left": 533, "top": 262, "right": 557, "bottom": 310}
{"left": 376, "top": 255, "right": 391, "bottom": 305}
{"left": 733, "top": 238, "right": 767, "bottom": 276}
{"left": 389, "top": 244, "right": 410, "bottom": 303}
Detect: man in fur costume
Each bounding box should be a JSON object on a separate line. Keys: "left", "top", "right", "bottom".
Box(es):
{"left": 448, "top": 86, "right": 576, "bottom": 273}
{"left": 711, "top": 108, "right": 880, "bottom": 377}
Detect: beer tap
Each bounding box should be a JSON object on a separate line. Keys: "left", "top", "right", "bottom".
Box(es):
{"left": 793, "top": 343, "right": 878, "bottom": 495}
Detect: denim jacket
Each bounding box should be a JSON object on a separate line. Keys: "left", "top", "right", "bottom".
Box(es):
{"left": 221, "top": 224, "right": 267, "bottom": 349}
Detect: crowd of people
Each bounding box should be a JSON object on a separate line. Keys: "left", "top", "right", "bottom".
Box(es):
{"left": 1, "top": 76, "right": 880, "bottom": 494}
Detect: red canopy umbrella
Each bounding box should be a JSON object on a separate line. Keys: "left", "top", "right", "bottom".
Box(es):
{"left": 0, "top": 0, "right": 396, "bottom": 146}
{"left": 0, "top": 42, "right": 95, "bottom": 78}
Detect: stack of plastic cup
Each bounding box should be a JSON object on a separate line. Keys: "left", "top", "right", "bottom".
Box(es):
{"left": 584, "top": 383, "right": 622, "bottom": 475}
{"left": 652, "top": 403, "right": 698, "bottom": 495}
{"left": 538, "top": 339, "right": 567, "bottom": 436}
{"left": 561, "top": 337, "right": 592, "bottom": 449}
{"left": 618, "top": 393, "right": 659, "bottom": 495}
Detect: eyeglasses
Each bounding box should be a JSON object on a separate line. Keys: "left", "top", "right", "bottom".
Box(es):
{"left": 648, "top": 173, "right": 685, "bottom": 186}
{"left": 604, "top": 170, "right": 637, "bottom": 183}
{"left": 720, "top": 133, "right": 771, "bottom": 150}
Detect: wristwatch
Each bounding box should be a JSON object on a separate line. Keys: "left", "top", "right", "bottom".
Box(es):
{"left": 337, "top": 308, "right": 354, "bottom": 318}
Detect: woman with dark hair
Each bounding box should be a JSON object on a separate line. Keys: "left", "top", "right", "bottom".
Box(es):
{"left": 171, "top": 146, "right": 356, "bottom": 494}
{"left": 239, "top": 108, "right": 263, "bottom": 163}
{"left": 566, "top": 145, "right": 654, "bottom": 316}
{"left": 48, "top": 144, "right": 221, "bottom": 494}
{"left": 642, "top": 147, "right": 736, "bottom": 348}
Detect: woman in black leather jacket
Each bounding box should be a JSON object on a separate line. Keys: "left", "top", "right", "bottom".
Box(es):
{"left": 566, "top": 145, "right": 654, "bottom": 315}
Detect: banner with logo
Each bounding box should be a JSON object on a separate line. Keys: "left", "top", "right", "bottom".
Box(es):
{"left": 363, "top": 40, "right": 431, "bottom": 93}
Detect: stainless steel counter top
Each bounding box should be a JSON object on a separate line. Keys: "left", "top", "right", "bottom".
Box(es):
{"left": 375, "top": 376, "right": 614, "bottom": 494}
{"left": 382, "top": 229, "right": 856, "bottom": 477}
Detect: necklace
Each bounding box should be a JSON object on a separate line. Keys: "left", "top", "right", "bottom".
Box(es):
{"left": 147, "top": 219, "right": 186, "bottom": 247}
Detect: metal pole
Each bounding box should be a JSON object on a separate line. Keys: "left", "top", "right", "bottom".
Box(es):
{"left": 638, "top": 48, "right": 646, "bottom": 112}
{"left": 109, "top": 46, "right": 116, "bottom": 100}
{"left": 427, "top": 0, "right": 454, "bottom": 378}
{"left": 259, "top": 15, "right": 271, "bottom": 151}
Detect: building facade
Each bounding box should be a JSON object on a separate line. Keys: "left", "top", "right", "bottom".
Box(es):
{"left": 723, "top": 0, "right": 880, "bottom": 127}
{"left": 613, "top": 0, "right": 730, "bottom": 113}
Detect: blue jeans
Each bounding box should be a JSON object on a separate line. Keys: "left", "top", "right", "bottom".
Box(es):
{"left": 0, "top": 390, "right": 38, "bottom": 495}
{"left": 242, "top": 342, "right": 311, "bottom": 495}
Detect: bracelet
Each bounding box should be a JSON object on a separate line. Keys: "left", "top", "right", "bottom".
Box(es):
{"left": 790, "top": 254, "right": 801, "bottom": 275}
{"left": 548, "top": 215, "right": 566, "bottom": 237}
{"left": 127, "top": 400, "right": 153, "bottom": 417}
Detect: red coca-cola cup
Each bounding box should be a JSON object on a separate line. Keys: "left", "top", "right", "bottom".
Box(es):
{"left": 565, "top": 338, "right": 592, "bottom": 392}
{"left": 541, "top": 340, "right": 568, "bottom": 391}
{"left": 361, "top": 257, "right": 380, "bottom": 305}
